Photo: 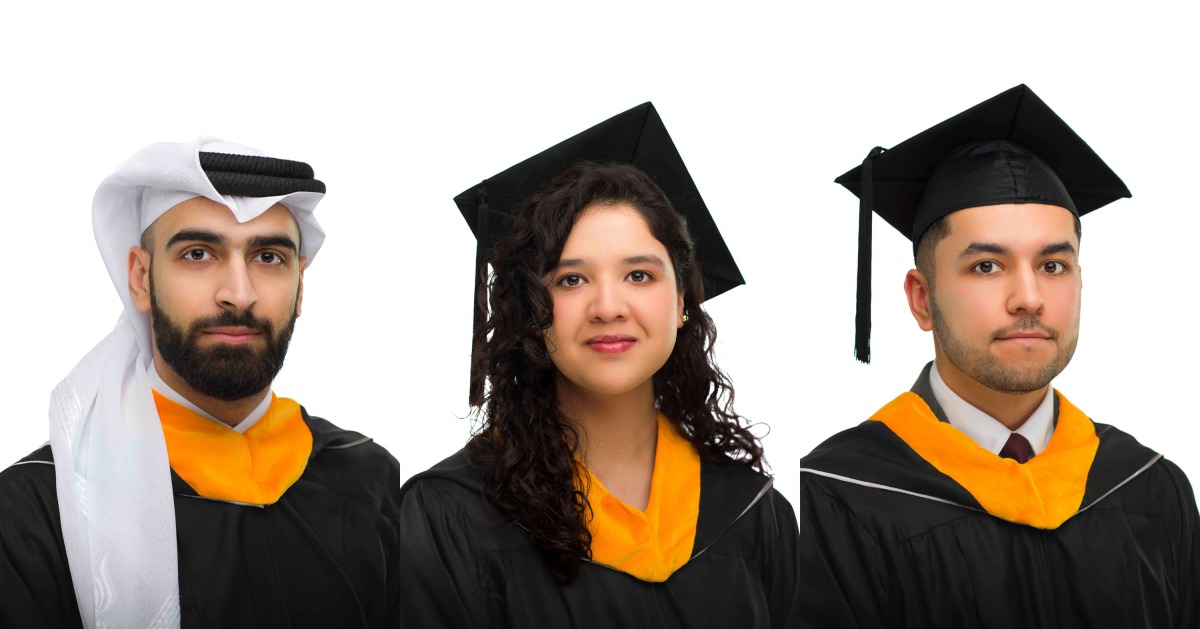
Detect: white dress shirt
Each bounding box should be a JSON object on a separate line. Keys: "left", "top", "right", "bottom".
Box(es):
{"left": 928, "top": 361, "right": 1055, "bottom": 455}
{"left": 148, "top": 360, "right": 272, "bottom": 434}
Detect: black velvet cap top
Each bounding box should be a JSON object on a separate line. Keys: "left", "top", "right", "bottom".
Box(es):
{"left": 835, "top": 84, "right": 1130, "bottom": 363}
{"left": 454, "top": 101, "right": 744, "bottom": 302}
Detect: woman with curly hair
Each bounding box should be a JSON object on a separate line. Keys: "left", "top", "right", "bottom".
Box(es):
{"left": 398, "top": 104, "right": 800, "bottom": 627}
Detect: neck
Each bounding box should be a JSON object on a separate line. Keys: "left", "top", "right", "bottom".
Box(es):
{"left": 556, "top": 376, "right": 658, "bottom": 505}
{"left": 933, "top": 354, "right": 1047, "bottom": 430}
{"left": 152, "top": 354, "right": 269, "bottom": 427}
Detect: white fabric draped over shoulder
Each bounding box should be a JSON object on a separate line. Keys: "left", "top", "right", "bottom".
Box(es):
{"left": 48, "top": 138, "right": 325, "bottom": 628}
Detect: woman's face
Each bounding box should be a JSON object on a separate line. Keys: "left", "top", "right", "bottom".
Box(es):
{"left": 544, "top": 203, "right": 685, "bottom": 400}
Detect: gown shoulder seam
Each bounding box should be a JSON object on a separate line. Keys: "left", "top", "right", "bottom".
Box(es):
{"left": 0, "top": 460, "right": 55, "bottom": 483}
{"left": 802, "top": 467, "right": 980, "bottom": 513}
{"left": 1078, "top": 453, "right": 1163, "bottom": 515}
{"left": 802, "top": 470, "right": 885, "bottom": 548}
{"left": 405, "top": 477, "right": 477, "bottom": 525}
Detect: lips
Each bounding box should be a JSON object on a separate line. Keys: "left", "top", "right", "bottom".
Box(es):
{"left": 203, "top": 326, "right": 263, "bottom": 344}
{"left": 993, "top": 319, "right": 1057, "bottom": 342}
{"left": 586, "top": 334, "right": 636, "bottom": 354}
{"left": 995, "top": 333, "right": 1051, "bottom": 340}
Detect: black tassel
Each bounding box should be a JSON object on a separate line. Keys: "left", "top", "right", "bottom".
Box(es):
{"left": 470, "top": 186, "right": 490, "bottom": 405}
{"left": 855, "top": 147, "right": 885, "bottom": 363}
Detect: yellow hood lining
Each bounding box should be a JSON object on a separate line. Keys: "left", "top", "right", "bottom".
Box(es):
{"left": 583, "top": 413, "right": 700, "bottom": 582}
{"left": 155, "top": 391, "right": 312, "bottom": 506}
{"left": 870, "top": 391, "right": 1098, "bottom": 529}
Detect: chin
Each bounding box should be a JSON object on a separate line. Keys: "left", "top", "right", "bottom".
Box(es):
{"left": 558, "top": 368, "right": 655, "bottom": 398}
{"left": 577, "top": 380, "right": 647, "bottom": 397}
{"left": 991, "top": 344, "right": 1056, "bottom": 363}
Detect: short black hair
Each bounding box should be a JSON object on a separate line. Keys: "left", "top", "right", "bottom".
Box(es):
{"left": 140, "top": 226, "right": 155, "bottom": 254}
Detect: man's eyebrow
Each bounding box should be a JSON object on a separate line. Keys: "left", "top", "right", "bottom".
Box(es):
{"left": 164, "top": 229, "right": 226, "bottom": 250}
{"left": 248, "top": 234, "right": 300, "bottom": 254}
{"left": 958, "top": 242, "right": 1010, "bottom": 259}
{"left": 957, "top": 241, "right": 1078, "bottom": 259}
{"left": 1041, "top": 241, "right": 1077, "bottom": 257}
{"left": 623, "top": 254, "right": 667, "bottom": 268}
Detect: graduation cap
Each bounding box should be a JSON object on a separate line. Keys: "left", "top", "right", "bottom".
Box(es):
{"left": 454, "top": 102, "right": 745, "bottom": 401}
{"left": 835, "top": 84, "right": 1130, "bottom": 363}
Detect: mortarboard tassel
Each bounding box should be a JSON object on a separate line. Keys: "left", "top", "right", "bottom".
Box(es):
{"left": 855, "top": 146, "right": 885, "bottom": 364}
{"left": 470, "top": 186, "right": 490, "bottom": 405}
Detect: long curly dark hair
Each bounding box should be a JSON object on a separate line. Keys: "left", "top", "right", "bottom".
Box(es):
{"left": 465, "top": 162, "right": 763, "bottom": 582}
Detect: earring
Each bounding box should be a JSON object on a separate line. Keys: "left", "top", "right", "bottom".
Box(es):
{"left": 682, "top": 311, "right": 690, "bottom": 323}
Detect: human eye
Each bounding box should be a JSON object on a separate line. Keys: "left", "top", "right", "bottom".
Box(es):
{"left": 181, "top": 247, "right": 214, "bottom": 262}
{"left": 556, "top": 273, "right": 586, "bottom": 288}
{"left": 254, "top": 251, "right": 287, "bottom": 266}
{"left": 970, "top": 260, "right": 1000, "bottom": 275}
{"left": 627, "top": 270, "right": 654, "bottom": 283}
{"left": 1041, "top": 260, "right": 1068, "bottom": 275}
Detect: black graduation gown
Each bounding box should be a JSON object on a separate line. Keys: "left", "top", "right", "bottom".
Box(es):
{"left": 798, "top": 365, "right": 1200, "bottom": 628}
{"left": 397, "top": 450, "right": 801, "bottom": 628}
{"left": 0, "top": 410, "right": 403, "bottom": 628}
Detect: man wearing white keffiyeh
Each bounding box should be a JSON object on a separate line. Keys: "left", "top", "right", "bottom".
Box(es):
{"left": 0, "top": 139, "right": 403, "bottom": 627}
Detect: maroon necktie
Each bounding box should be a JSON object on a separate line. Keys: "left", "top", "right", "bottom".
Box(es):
{"left": 999, "top": 433, "right": 1034, "bottom": 463}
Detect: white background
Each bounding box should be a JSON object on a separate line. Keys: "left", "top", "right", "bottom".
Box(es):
{"left": 2, "top": 1, "right": 1196, "bottom": 509}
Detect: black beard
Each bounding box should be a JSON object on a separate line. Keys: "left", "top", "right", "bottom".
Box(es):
{"left": 151, "top": 287, "right": 297, "bottom": 402}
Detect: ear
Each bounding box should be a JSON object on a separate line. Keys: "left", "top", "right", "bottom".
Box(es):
{"left": 295, "top": 257, "right": 307, "bottom": 317}
{"left": 677, "top": 294, "right": 686, "bottom": 329}
{"left": 129, "top": 246, "right": 153, "bottom": 313}
{"left": 904, "top": 269, "right": 934, "bottom": 332}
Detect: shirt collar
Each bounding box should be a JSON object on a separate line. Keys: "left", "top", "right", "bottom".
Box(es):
{"left": 929, "top": 361, "right": 1055, "bottom": 455}
{"left": 148, "top": 360, "right": 272, "bottom": 434}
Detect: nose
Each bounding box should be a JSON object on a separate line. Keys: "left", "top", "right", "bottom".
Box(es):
{"left": 1007, "top": 266, "right": 1044, "bottom": 315}
{"left": 588, "top": 277, "right": 627, "bottom": 322}
{"left": 214, "top": 258, "right": 258, "bottom": 312}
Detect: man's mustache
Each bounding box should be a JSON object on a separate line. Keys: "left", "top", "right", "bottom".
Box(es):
{"left": 990, "top": 316, "right": 1058, "bottom": 341}
{"left": 187, "top": 310, "right": 273, "bottom": 337}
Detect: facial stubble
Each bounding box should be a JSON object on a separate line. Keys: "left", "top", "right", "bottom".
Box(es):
{"left": 930, "top": 296, "right": 1078, "bottom": 394}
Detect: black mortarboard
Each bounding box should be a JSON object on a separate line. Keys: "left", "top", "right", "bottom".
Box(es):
{"left": 454, "top": 102, "right": 745, "bottom": 400}
{"left": 835, "top": 84, "right": 1130, "bottom": 363}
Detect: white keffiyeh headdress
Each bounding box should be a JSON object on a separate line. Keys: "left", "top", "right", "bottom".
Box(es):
{"left": 48, "top": 138, "right": 325, "bottom": 628}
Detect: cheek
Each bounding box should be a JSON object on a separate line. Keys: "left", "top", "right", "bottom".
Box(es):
{"left": 153, "top": 271, "right": 203, "bottom": 314}
{"left": 932, "top": 283, "right": 990, "bottom": 337}
{"left": 1046, "top": 281, "right": 1082, "bottom": 324}
{"left": 545, "top": 292, "right": 580, "bottom": 344}
{"left": 550, "top": 293, "right": 570, "bottom": 324}
{"left": 635, "top": 289, "right": 682, "bottom": 331}
{"left": 254, "top": 272, "right": 303, "bottom": 316}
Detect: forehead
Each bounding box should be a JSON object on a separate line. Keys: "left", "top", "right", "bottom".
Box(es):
{"left": 150, "top": 197, "right": 300, "bottom": 245}
{"left": 941, "top": 203, "right": 1079, "bottom": 250}
{"left": 561, "top": 203, "right": 663, "bottom": 254}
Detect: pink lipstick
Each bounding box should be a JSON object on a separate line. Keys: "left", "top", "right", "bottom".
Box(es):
{"left": 587, "top": 334, "right": 636, "bottom": 354}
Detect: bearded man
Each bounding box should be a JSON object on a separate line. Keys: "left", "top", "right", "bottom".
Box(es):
{"left": 0, "top": 141, "right": 401, "bottom": 627}
{"left": 798, "top": 85, "right": 1199, "bottom": 627}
